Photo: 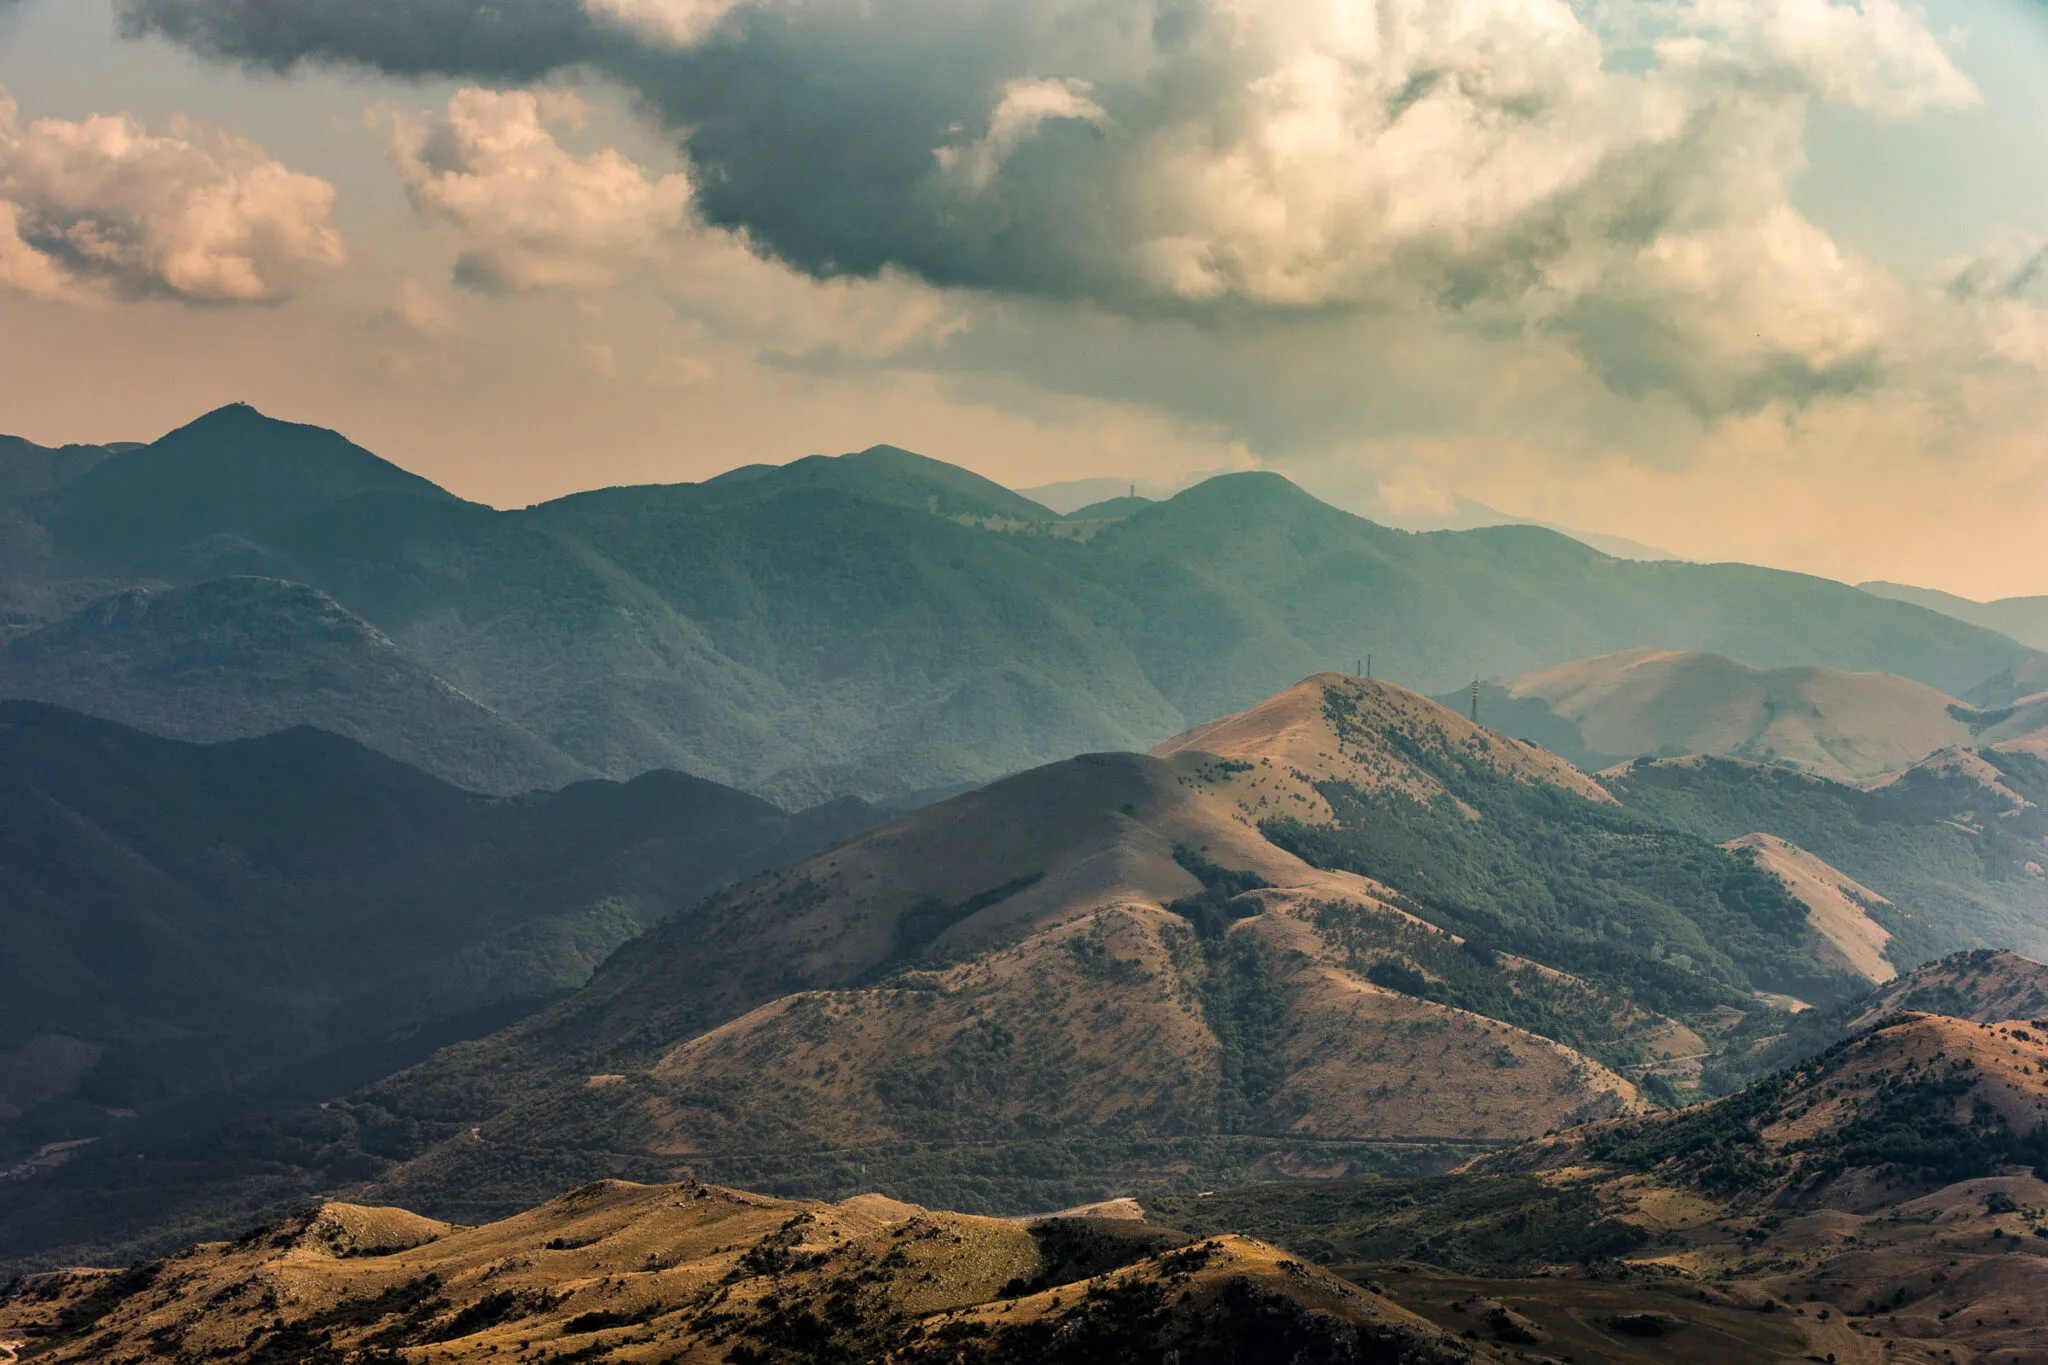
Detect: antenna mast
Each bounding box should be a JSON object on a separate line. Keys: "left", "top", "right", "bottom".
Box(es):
{"left": 1470, "top": 677, "right": 1480, "bottom": 723}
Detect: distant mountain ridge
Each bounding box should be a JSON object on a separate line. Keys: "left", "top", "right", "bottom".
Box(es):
{"left": 1861, "top": 579, "right": 2048, "bottom": 652}
{"left": 0, "top": 435, "right": 122, "bottom": 504}
{"left": 1965, "top": 650, "right": 2048, "bottom": 708}
{"left": 0, "top": 403, "right": 2029, "bottom": 805}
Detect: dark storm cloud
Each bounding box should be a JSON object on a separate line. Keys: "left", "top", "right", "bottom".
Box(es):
{"left": 117, "top": 0, "right": 607, "bottom": 78}
{"left": 112, "top": 0, "right": 1977, "bottom": 421}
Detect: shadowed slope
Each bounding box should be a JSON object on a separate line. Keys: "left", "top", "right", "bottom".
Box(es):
{"left": 0, "top": 704, "right": 875, "bottom": 1155}
{"left": 0, "top": 578, "right": 588, "bottom": 794}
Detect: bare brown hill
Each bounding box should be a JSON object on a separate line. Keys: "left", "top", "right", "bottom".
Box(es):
{"left": 1474, "top": 648, "right": 2019, "bottom": 782}
{"left": 312, "top": 675, "right": 1868, "bottom": 1226}
{"left": 1155, "top": 671, "right": 1615, "bottom": 815}
{"left": 1489, "top": 1011, "right": 2048, "bottom": 1213}
{"left": 347, "top": 703, "right": 1657, "bottom": 1220}
{"left": 1139, "top": 1008, "right": 2048, "bottom": 1363}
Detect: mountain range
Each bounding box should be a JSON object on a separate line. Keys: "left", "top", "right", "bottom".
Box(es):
{"left": 5, "top": 402, "right": 2048, "bottom": 1356}
{"left": 0, "top": 402, "right": 2031, "bottom": 806}
{"left": 0, "top": 577, "right": 588, "bottom": 794}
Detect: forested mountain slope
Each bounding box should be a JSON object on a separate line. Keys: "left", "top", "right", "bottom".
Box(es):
{"left": 0, "top": 577, "right": 588, "bottom": 794}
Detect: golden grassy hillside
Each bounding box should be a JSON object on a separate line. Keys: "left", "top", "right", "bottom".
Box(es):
{"left": 1502, "top": 649, "right": 1985, "bottom": 781}
{"left": 0, "top": 1180, "right": 1494, "bottom": 1364}
{"left": 1155, "top": 1007, "right": 2048, "bottom": 1364}
{"left": 1722, "top": 833, "right": 1896, "bottom": 985}
{"left": 52, "top": 671, "right": 1860, "bottom": 1258}
{"left": 349, "top": 677, "right": 1663, "bottom": 1197}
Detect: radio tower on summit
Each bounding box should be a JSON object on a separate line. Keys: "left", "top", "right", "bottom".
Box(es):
{"left": 1470, "top": 677, "right": 1480, "bottom": 723}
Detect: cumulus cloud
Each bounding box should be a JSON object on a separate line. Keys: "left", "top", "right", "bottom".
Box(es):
{"left": 935, "top": 78, "right": 1107, "bottom": 192}
{"left": 392, "top": 87, "right": 691, "bottom": 292}
{"left": 582, "top": 0, "right": 748, "bottom": 46}
{"left": 119, "top": 0, "right": 1981, "bottom": 416}
{"left": 392, "top": 87, "right": 963, "bottom": 363}
{"left": 0, "top": 84, "right": 344, "bottom": 305}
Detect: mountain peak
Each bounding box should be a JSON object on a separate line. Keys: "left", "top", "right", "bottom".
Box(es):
{"left": 41, "top": 405, "right": 459, "bottom": 574}
{"left": 682, "top": 443, "right": 1058, "bottom": 524}
{"left": 1155, "top": 673, "right": 1614, "bottom": 813}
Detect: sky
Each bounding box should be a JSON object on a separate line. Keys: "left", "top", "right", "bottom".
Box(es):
{"left": 0, "top": 0, "right": 2044, "bottom": 599}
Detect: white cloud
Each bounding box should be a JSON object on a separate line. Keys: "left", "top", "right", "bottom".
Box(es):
{"left": 392, "top": 87, "right": 693, "bottom": 293}
{"left": 0, "top": 83, "right": 344, "bottom": 305}
{"left": 935, "top": 78, "right": 1108, "bottom": 192}
{"left": 1668, "top": 0, "right": 1980, "bottom": 119}
{"left": 123, "top": 0, "right": 1989, "bottom": 415}
{"left": 582, "top": 0, "right": 747, "bottom": 46}
{"left": 1937, "top": 231, "right": 2048, "bottom": 372}
{"left": 394, "top": 87, "right": 964, "bottom": 363}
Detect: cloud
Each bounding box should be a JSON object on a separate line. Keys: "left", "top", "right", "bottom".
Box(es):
{"left": 393, "top": 87, "right": 962, "bottom": 362}
{"left": 934, "top": 78, "right": 1107, "bottom": 192}
{"left": 392, "top": 87, "right": 692, "bottom": 292}
{"left": 1936, "top": 231, "right": 2048, "bottom": 374}
{"left": 117, "top": 0, "right": 607, "bottom": 78}
{"left": 120, "top": 0, "right": 1980, "bottom": 417}
{"left": 583, "top": 0, "right": 747, "bottom": 46}
{"left": 0, "top": 84, "right": 344, "bottom": 305}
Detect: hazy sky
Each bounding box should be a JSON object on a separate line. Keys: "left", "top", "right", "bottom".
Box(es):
{"left": 1, "top": 0, "right": 2045, "bottom": 597}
